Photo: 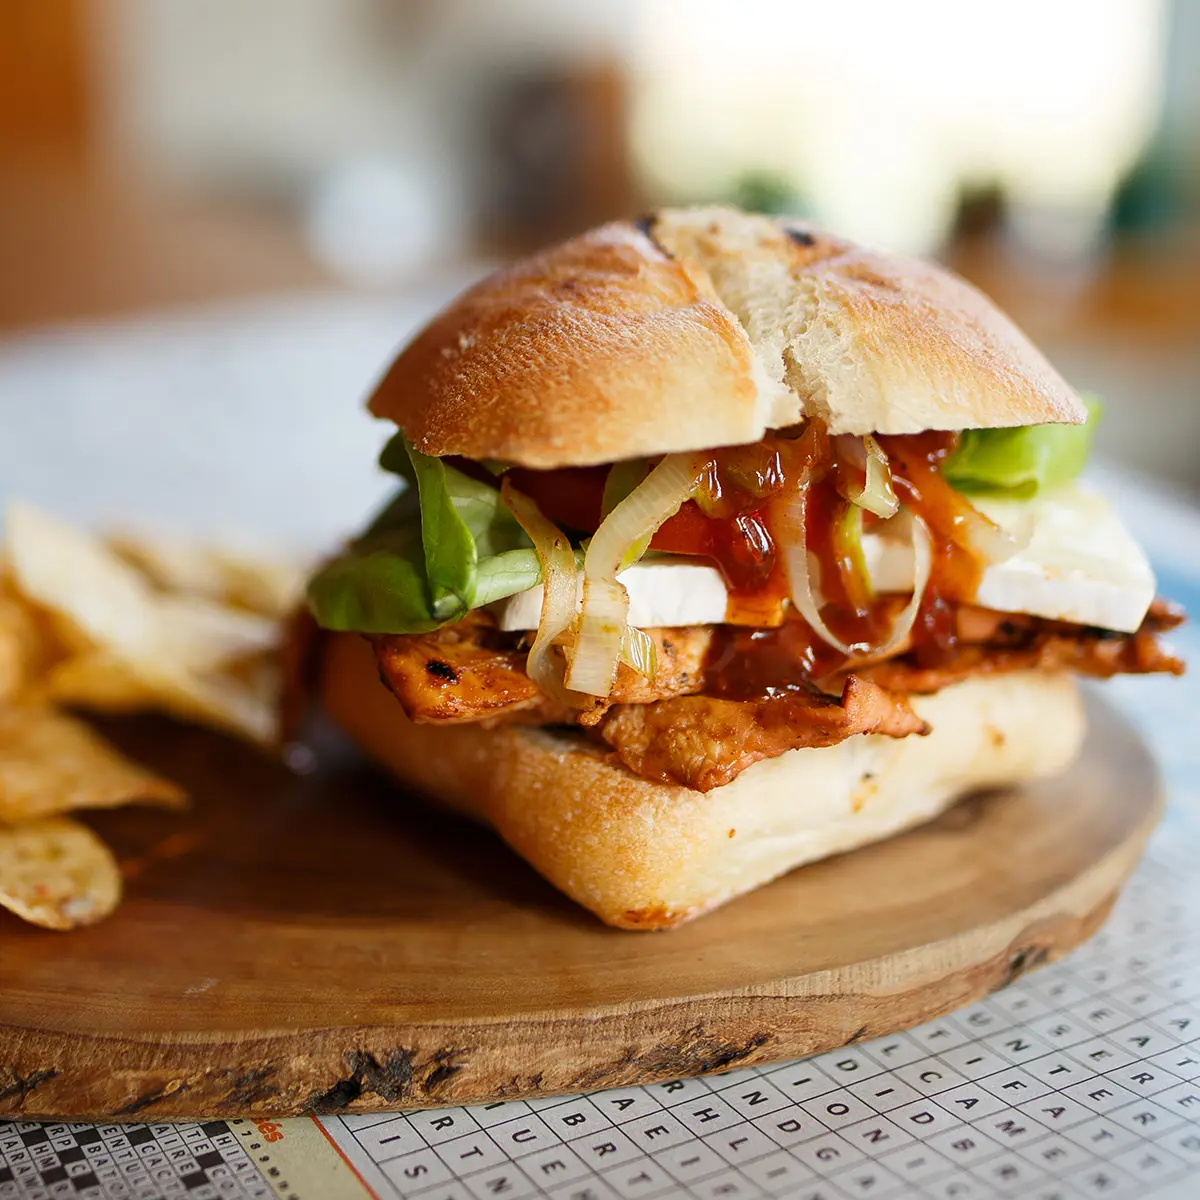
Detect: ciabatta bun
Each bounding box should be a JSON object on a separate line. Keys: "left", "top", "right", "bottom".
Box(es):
{"left": 320, "top": 633, "right": 1086, "bottom": 930}
{"left": 369, "top": 207, "right": 1086, "bottom": 468}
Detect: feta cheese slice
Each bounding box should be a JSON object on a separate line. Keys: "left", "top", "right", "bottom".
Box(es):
{"left": 492, "top": 484, "right": 1155, "bottom": 634}
{"left": 866, "top": 485, "right": 1155, "bottom": 633}
{"left": 494, "top": 558, "right": 729, "bottom": 632}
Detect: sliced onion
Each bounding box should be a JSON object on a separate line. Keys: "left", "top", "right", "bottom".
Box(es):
{"left": 831, "top": 501, "right": 873, "bottom": 613}
{"left": 565, "top": 451, "right": 709, "bottom": 696}
{"left": 620, "top": 625, "right": 658, "bottom": 679}
{"left": 835, "top": 434, "right": 900, "bottom": 519}
{"left": 953, "top": 499, "right": 1028, "bottom": 564}
{"left": 772, "top": 486, "right": 932, "bottom": 657}
{"left": 564, "top": 577, "right": 629, "bottom": 695}
{"left": 856, "top": 435, "right": 900, "bottom": 518}
{"left": 885, "top": 440, "right": 1027, "bottom": 566}
{"left": 879, "top": 514, "right": 931, "bottom": 654}
{"left": 501, "top": 480, "right": 582, "bottom": 705}
{"left": 589, "top": 452, "right": 710, "bottom": 575}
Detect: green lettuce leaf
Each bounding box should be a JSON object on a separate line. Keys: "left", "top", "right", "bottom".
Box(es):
{"left": 306, "top": 438, "right": 539, "bottom": 634}
{"left": 942, "top": 395, "right": 1101, "bottom": 498}
{"left": 406, "top": 445, "right": 479, "bottom": 619}
{"left": 305, "top": 526, "right": 444, "bottom": 634}
{"left": 474, "top": 549, "right": 543, "bottom": 606}
{"left": 377, "top": 435, "right": 529, "bottom": 557}
{"left": 377, "top": 431, "right": 418, "bottom": 483}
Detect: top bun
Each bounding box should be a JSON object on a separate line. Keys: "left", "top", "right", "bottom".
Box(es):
{"left": 370, "top": 207, "right": 1086, "bottom": 469}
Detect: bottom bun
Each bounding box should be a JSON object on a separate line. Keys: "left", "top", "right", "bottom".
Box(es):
{"left": 320, "top": 633, "right": 1086, "bottom": 930}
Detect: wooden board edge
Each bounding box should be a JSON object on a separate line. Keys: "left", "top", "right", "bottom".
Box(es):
{"left": 0, "top": 847, "right": 1144, "bottom": 1121}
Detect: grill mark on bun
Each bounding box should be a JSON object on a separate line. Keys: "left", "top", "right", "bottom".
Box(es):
{"left": 632, "top": 212, "right": 672, "bottom": 258}
{"left": 631, "top": 212, "right": 657, "bottom": 238}
{"left": 785, "top": 226, "right": 817, "bottom": 248}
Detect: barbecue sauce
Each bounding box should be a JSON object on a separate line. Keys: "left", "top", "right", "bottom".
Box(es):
{"left": 876, "top": 433, "right": 985, "bottom": 665}
{"left": 704, "top": 430, "right": 988, "bottom": 698}
{"left": 704, "top": 622, "right": 847, "bottom": 700}
{"left": 686, "top": 439, "right": 793, "bottom": 620}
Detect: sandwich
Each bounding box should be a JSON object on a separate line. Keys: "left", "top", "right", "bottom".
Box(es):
{"left": 303, "top": 207, "right": 1184, "bottom": 929}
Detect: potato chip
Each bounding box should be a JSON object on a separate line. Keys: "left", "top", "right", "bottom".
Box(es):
{"left": 0, "top": 706, "right": 186, "bottom": 824}
{"left": 212, "top": 553, "right": 306, "bottom": 619}
{"left": 154, "top": 659, "right": 280, "bottom": 746}
{"left": 116, "top": 660, "right": 279, "bottom": 746}
{"left": 0, "top": 816, "right": 122, "bottom": 929}
{"left": 0, "top": 591, "right": 50, "bottom": 705}
{"left": 4, "top": 504, "right": 285, "bottom": 744}
{"left": 43, "top": 653, "right": 279, "bottom": 746}
{"left": 0, "top": 816, "right": 123, "bottom": 926}
{"left": 153, "top": 594, "right": 278, "bottom": 674}
{"left": 109, "top": 531, "right": 306, "bottom": 619}
{"left": 39, "top": 652, "right": 159, "bottom": 713}
{"left": 6, "top": 504, "right": 278, "bottom": 675}
{"left": 7, "top": 503, "right": 153, "bottom": 662}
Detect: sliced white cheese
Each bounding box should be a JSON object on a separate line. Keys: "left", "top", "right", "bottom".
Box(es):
{"left": 494, "top": 558, "right": 729, "bottom": 632}
{"left": 865, "top": 485, "right": 1156, "bottom": 633}
{"left": 492, "top": 485, "right": 1156, "bottom": 634}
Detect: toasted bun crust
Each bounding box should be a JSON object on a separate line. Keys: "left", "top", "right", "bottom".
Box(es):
{"left": 320, "top": 633, "right": 1086, "bottom": 929}
{"left": 370, "top": 207, "right": 1086, "bottom": 468}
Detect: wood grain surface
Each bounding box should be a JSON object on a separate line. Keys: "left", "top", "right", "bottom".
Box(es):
{"left": 0, "top": 692, "right": 1161, "bottom": 1121}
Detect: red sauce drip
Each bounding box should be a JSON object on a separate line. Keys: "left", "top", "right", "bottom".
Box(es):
{"left": 704, "top": 621, "right": 848, "bottom": 700}
{"left": 723, "top": 557, "right": 791, "bottom": 626}
{"left": 702, "top": 430, "right": 990, "bottom": 696}
{"left": 652, "top": 504, "right": 777, "bottom": 593}
{"left": 501, "top": 443, "right": 793, "bottom": 609}
{"left": 653, "top": 438, "right": 794, "bottom": 607}
{"left": 762, "top": 426, "right": 893, "bottom": 651}
{"left": 803, "top": 475, "right": 889, "bottom": 647}
{"left": 876, "top": 433, "right": 982, "bottom": 664}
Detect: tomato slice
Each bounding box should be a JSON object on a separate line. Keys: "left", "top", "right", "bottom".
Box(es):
{"left": 505, "top": 466, "right": 607, "bottom": 534}
{"left": 654, "top": 502, "right": 777, "bottom": 592}
{"left": 504, "top": 468, "right": 777, "bottom": 593}
{"left": 649, "top": 501, "right": 713, "bottom": 556}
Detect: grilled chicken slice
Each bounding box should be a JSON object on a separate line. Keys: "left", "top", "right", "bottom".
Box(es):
{"left": 370, "top": 612, "right": 541, "bottom": 724}
{"left": 861, "top": 599, "right": 1185, "bottom": 694}
{"left": 371, "top": 615, "right": 712, "bottom": 725}
{"left": 598, "top": 676, "right": 928, "bottom": 792}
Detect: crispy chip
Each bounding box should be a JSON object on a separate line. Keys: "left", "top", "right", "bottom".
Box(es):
{"left": 109, "top": 532, "right": 305, "bottom": 619}
{"left": 153, "top": 594, "right": 278, "bottom": 674}
{"left": 0, "top": 816, "right": 122, "bottom": 929}
{"left": 7, "top": 504, "right": 278, "bottom": 675}
{"left": 0, "top": 565, "right": 66, "bottom": 698}
{"left": 7, "top": 503, "right": 153, "bottom": 660}
{"left": 0, "top": 706, "right": 186, "bottom": 823}
{"left": 153, "top": 660, "right": 280, "bottom": 745}
{"left": 0, "top": 589, "right": 51, "bottom": 705}
{"left": 5, "top": 505, "right": 284, "bottom": 744}
{"left": 43, "top": 653, "right": 278, "bottom": 746}
{"left": 39, "top": 652, "right": 158, "bottom": 713}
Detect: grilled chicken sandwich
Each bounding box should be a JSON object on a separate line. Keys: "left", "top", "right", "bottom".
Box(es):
{"left": 306, "top": 207, "right": 1184, "bottom": 929}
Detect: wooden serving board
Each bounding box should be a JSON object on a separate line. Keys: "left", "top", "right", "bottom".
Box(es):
{"left": 0, "top": 692, "right": 1160, "bottom": 1121}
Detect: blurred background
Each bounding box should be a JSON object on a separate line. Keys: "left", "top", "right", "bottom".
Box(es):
{"left": 0, "top": 0, "right": 1198, "bottom": 545}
